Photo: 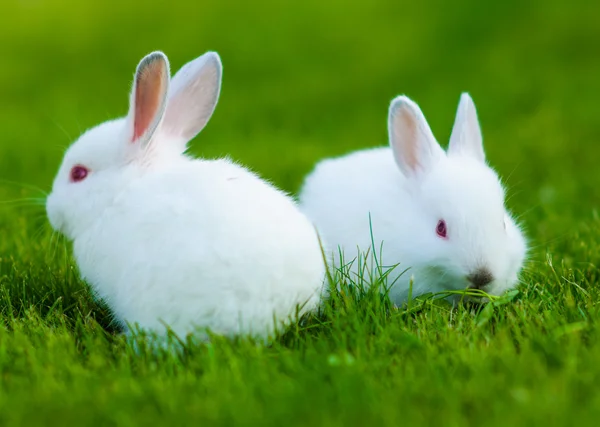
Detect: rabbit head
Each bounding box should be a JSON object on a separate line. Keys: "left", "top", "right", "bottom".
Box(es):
{"left": 388, "top": 93, "right": 527, "bottom": 296}
{"left": 46, "top": 51, "right": 221, "bottom": 240}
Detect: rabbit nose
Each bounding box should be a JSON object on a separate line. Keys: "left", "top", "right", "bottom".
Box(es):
{"left": 467, "top": 268, "right": 493, "bottom": 289}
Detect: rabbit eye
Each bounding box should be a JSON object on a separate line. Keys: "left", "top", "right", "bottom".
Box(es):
{"left": 436, "top": 219, "right": 447, "bottom": 239}
{"left": 70, "top": 165, "right": 89, "bottom": 183}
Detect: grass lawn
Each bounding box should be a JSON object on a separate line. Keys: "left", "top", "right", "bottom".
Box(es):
{"left": 1, "top": 0, "right": 600, "bottom": 425}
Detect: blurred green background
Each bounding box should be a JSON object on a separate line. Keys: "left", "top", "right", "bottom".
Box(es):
{"left": 2, "top": 0, "right": 599, "bottom": 249}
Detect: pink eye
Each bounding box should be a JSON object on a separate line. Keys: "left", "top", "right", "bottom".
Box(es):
{"left": 70, "top": 165, "right": 89, "bottom": 183}
{"left": 436, "top": 219, "right": 447, "bottom": 239}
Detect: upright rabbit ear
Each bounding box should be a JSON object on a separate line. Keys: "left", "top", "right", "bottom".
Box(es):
{"left": 126, "top": 51, "right": 170, "bottom": 147}
{"left": 388, "top": 96, "right": 444, "bottom": 180}
{"left": 448, "top": 93, "right": 485, "bottom": 162}
{"left": 161, "top": 51, "right": 222, "bottom": 147}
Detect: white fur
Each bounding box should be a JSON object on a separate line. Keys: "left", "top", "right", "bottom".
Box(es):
{"left": 46, "top": 51, "right": 325, "bottom": 340}
{"left": 299, "top": 93, "right": 526, "bottom": 305}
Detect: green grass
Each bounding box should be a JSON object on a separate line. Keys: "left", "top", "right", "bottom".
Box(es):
{"left": 1, "top": 0, "right": 600, "bottom": 425}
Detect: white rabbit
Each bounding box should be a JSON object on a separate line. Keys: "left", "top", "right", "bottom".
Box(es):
{"left": 299, "top": 93, "right": 527, "bottom": 305}
{"left": 46, "top": 51, "right": 325, "bottom": 341}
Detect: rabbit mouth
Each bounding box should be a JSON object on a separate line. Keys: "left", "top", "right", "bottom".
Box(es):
{"left": 45, "top": 197, "right": 62, "bottom": 233}
{"left": 47, "top": 215, "right": 69, "bottom": 238}
{"left": 45, "top": 195, "right": 72, "bottom": 239}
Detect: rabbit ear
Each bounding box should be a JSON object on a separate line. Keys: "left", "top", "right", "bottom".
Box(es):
{"left": 161, "top": 51, "right": 222, "bottom": 146}
{"left": 448, "top": 93, "right": 485, "bottom": 162}
{"left": 388, "top": 96, "right": 444, "bottom": 179}
{"left": 126, "top": 52, "right": 170, "bottom": 146}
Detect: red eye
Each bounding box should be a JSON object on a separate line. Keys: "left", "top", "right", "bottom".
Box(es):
{"left": 436, "top": 219, "right": 447, "bottom": 239}
{"left": 70, "top": 165, "right": 89, "bottom": 182}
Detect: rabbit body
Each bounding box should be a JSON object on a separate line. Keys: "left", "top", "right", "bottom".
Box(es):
{"left": 74, "top": 153, "right": 323, "bottom": 338}
{"left": 300, "top": 94, "right": 527, "bottom": 305}
{"left": 46, "top": 52, "right": 324, "bottom": 340}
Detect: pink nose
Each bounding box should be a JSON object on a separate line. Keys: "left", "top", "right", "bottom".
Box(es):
{"left": 467, "top": 268, "right": 493, "bottom": 289}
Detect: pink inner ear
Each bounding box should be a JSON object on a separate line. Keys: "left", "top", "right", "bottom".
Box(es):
{"left": 396, "top": 107, "right": 421, "bottom": 171}
{"left": 132, "top": 60, "right": 168, "bottom": 142}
